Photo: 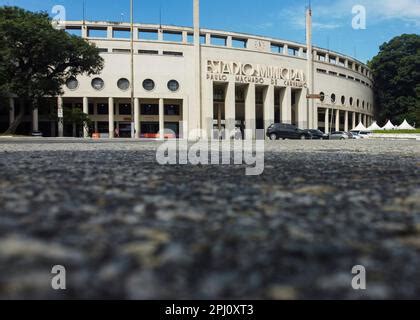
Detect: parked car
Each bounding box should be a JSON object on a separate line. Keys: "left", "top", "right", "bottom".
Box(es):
{"left": 350, "top": 130, "right": 372, "bottom": 139}
{"left": 329, "top": 131, "right": 350, "bottom": 140}
{"left": 349, "top": 131, "right": 362, "bottom": 139}
{"left": 267, "top": 123, "right": 312, "bottom": 140}
{"left": 359, "top": 131, "right": 373, "bottom": 138}
{"left": 304, "top": 129, "right": 329, "bottom": 140}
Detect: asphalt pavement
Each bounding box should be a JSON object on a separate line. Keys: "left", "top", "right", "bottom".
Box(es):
{"left": 0, "top": 138, "right": 419, "bottom": 299}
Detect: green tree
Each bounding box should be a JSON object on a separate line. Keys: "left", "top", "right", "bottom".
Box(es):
{"left": 0, "top": 6, "right": 103, "bottom": 134}
{"left": 369, "top": 34, "right": 420, "bottom": 127}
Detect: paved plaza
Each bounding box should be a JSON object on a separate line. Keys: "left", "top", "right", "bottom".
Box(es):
{"left": 0, "top": 139, "right": 419, "bottom": 299}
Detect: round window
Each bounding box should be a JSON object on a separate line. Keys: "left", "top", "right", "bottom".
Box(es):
{"left": 91, "top": 78, "right": 105, "bottom": 91}
{"left": 341, "top": 95, "right": 345, "bottom": 105}
{"left": 319, "top": 92, "right": 325, "bottom": 102}
{"left": 331, "top": 94, "right": 336, "bottom": 103}
{"left": 143, "top": 79, "right": 155, "bottom": 91}
{"left": 167, "top": 80, "right": 180, "bottom": 92}
{"left": 117, "top": 78, "right": 130, "bottom": 91}
{"left": 66, "top": 77, "right": 79, "bottom": 90}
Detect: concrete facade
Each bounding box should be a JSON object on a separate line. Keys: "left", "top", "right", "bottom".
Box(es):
{"left": 1, "top": 19, "right": 375, "bottom": 139}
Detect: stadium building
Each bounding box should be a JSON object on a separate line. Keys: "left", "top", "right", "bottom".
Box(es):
{"left": 0, "top": 2, "right": 374, "bottom": 139}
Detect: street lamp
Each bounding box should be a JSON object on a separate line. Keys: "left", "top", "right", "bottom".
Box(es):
{"left": 130, "top": 0, "right": 135, "bottom": 138}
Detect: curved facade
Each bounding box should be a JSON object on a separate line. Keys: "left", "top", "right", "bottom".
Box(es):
{"left": 2, "top": 20, "right": 375, "bottom": 138}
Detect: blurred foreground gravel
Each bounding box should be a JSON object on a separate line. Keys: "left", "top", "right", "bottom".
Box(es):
{"left": 0, "top": 138, "right": 419, "bottom": 299}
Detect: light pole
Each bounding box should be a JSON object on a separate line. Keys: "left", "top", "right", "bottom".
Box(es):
{"left": 130, "top": 0, "right": 135, "bottom": 138}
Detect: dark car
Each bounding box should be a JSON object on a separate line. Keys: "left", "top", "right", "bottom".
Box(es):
{"left": 304, "top": 129, "right": 329, "bottom": 140}
{"left": 267, "top": 123, "right": 312, "bottom": 140}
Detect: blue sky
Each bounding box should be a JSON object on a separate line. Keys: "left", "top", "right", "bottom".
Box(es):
{"left": 1, "top": 0, "right": 419, "bottom": 62}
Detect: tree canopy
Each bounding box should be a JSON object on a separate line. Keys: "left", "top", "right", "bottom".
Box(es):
{"left": 0, "top": 6, "right": 104, "bottom": 133}
{"left": 369, "top": 34, "right": 420, "bottom": 126}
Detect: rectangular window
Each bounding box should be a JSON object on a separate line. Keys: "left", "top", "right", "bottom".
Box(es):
{"left": 232, "top": 38, "right": 247, "bottom": 48}
{"left": 113, "top": 29, "right": 130, "bottom": 39}
{"left": 187, "top": 33, "right": 194, "bottom": 43}
{"left": 213, "top": 87, "right": 225, "bottom": 102}
{"left": 271, "top": 44, "right": 283, "bottom": 54}
{"left": 141, "top": 104, "right": 159, "bottom": 115}
{"left": 318, "top": 54, "right": 326, "bottom": 62}
{"left": 163, "top": 51, "right": 183, "bottom": 57}
{"left": 211, "top": 35, "right": 227, "bottom": 46}
{"left": 200, "top": 34, "right": 206, "bottom": 44}
{"left": 97, "top": 122, "right": 109, "bottom": 134}
{"left": 329, "top": 71, "right": 337, "bottom": 76}
{"left": 141, "top": 122, "right": 159, "bottom": 134}
{"left": 317, "top": 68, "right": 327, "bottom": 73}
{"left": 112, "top": 49, "right": 130, "bottom": 54}
{"left": 329, "top": 56, "right": 337, "bottom": 64}
{"left": 119, "top": 104, "right": 131, "bottom": 115}
{"left": 288, "top": 47, "right": 299, "bottom": 56}
{"left": 163, "top": 31, "right": 182, "bottom": 42}
{"left": 139, "top": 50, "right": 159, "bottom": 55}
{"left": 164, "top": 104, "right": 180, "bottom": 116}
{"left": 66, "top": 28, "right": 82, "bottom": 37}
{"left": 88, "top": 103, "right": 94, "bottom": 115}
{"left": 97, "top": 103, "right": 109, "bottom": 115}
{"left": 139, "top": 29, "right": 158, "bottom": 40}
{"left": 97, "top": 48, "right": 108, "bottom": 53}
{"left": 87, "top": 28, "right": 107, "bottom": 38}
{"left": 339, "top": 74, "right": 347, "bottom": 78}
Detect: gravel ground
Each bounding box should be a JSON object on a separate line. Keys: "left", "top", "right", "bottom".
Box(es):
{"left": 0, "top": 138, "right": 419, "bottom": 299}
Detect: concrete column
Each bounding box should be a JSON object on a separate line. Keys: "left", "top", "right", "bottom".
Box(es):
{"left": 32, "top": 108, "right": 39, "bottom": 132}
{"left": 297, "top": 89, "right": 307, "bottom": 129}
{"left": 283, "top": 44, "right": 288, "bottom": 55}
{"left": 57, "top": 97, "right": 64, "bottom": 137}
{"left": 205, "top": 33, "right": 210, "bottom": 45}
{"left": 9, "top": 98, "right": 15, "bottom": 125}
{"left": 182, "top": 31, "right": 188, "bottom": 43}
{"left": 335, "top": 109, "right": 340, "bottom": 131}
{"left": 133, "top": 27, "right": 139, "bottom": 41}
{"left": 263, "top": 85, "right": 275, "bottom": 138}
{"left": 245, "top": 83, "right": 256, "bottom": 140}
{"left": 280, "top": 87, "right": 292, "bottom": 124}
{"left": 82, "top": 25, "right": 88, "bottom": 38}
{"left": 227, "top": 36, "right": 233, "bottom": 47}
{"left": 107, "top": 26, "right": 113, "bottom": 39}
{"left": 352, "top": 112, "right": 356, "bottom": 129}
{"left": 225, "top": 81, "right": 236, "bottom": 138}
{"left": 158, "top": 28, "right": 163, "bottom": 41}
{"left": 108, "top": 97, "right": 114, "bottom": 138}
{"left": 134, "top": 98, "right": 140, "bottom": 138}
{"left": 313, "top": 105, "right": 318, "bottom": 129}
{"left": 159, "top": 98, "right": 164, "bottom": 140}
{"left": 324, "top": 108, "right": 329, "bottom": 134}
{"left": 344, "top": 111, "right": 349, "bottom": 132}
{"left": 83, "top": 97, "right": 89, "bottom": 138}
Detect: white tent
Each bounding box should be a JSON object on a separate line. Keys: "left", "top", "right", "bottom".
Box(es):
{"left": 367, "top": 121, "right": 382, "bottom": 131}
{"left": 382, "top": 120, "right": 396, "bottom": 130}
{"left": 397, "top": 119, "right": 416, "bottom": 130}
{"left": 352, "top": 122, "right": 368, "bottom": 131}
